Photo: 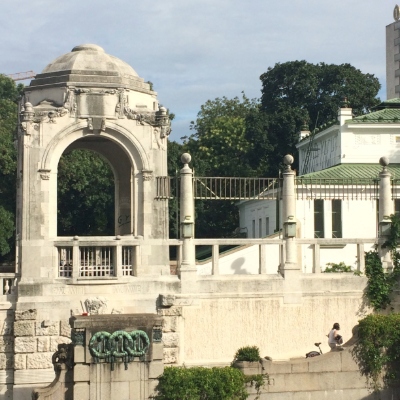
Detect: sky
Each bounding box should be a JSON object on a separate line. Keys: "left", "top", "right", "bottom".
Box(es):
{"left": 0, "top": 0, "right": 394, "bottom": 142}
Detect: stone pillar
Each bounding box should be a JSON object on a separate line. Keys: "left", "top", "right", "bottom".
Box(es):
{"left": 281, "top": 155, "right": 301, "bottom": 304}
{"left": 179, "top": 154, "right": 196, "bottom": 292}
{"left": 378, "top": 156, "right": 393, "bottom": 269}
{"left": 282, "top": 155, "right": 298, "bottom": 276}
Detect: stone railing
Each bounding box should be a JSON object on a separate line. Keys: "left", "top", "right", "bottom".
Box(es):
{"left": 169, "top": 238, "right": 375, "bottom": 276}
{"left": 0, "top": 273, "right": 19, "bottom": 295}
{"left": 54, "top": 236, "right": 141, "bottom": 280}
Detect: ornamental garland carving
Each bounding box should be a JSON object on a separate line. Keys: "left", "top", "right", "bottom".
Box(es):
{"left": 89, "top": 330, "right": 150, "bottom": 370}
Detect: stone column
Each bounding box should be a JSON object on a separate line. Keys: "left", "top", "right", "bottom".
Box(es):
{"left": 282, "top": 155, "right": 298, "bottom": 275}
{"left": 179, "top": 154, "right": 196, "bottom": 292}
{"left": 378, "top": 156, "right": 393, "bottom": 269}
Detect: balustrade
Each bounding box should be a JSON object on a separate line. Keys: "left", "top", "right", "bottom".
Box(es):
{"left": 56, "top": 238, "right": 139, "bottom": 279}
{"left": 0, "top": 274, "right": 19, "bottom": 295}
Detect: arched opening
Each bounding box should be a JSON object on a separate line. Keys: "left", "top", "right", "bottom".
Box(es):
{"left": 57, "top": 148, "right": 115, "bottom": 236}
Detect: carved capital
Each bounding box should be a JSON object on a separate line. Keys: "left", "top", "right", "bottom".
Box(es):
{"left": 38, "top": 169, "right": 51, "bottom": 180}
{"left": 142, "top": 170, "right": 154, "bottom": 181}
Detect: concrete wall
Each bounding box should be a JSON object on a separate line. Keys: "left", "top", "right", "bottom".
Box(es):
{"left": 242, "top": 346, "right": 398, "bottom": 400}
{"left": 159, "top": 274, "right": 371, "bottom": 364}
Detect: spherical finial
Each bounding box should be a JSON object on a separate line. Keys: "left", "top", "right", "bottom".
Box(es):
{"left": 379, "top": 156, "right": 389, "bottom": 167}
{"left": 159, "top": 106, "right": 167, "bottom": 115}
{"left": 283, "top": 154, "right": 294, "bottom": 166}
{"left": 24, "top": 102, "right": 33, "bottom": 112}
{"left": 181, "top": 153, "right": 191, "bottom": 165}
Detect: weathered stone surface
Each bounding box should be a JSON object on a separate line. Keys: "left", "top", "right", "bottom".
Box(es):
{"left": 60, "top": 321, "right": 71, "bottom": 338}
{"left": 148, "top": 361, "right": 164, "bottom": 379}
{"left": 14, "top": 354, "right": 26, "bottom": 370}
{"left": 50, "top": 336, "right": 71, "bottom": 352}
{"left": 74, "top": 364, "right": 90, "bottom": 382}
{"left": 35, "top": 321, "right": 59, "bottom": 336}
{"left": 163, "top": 348, "right": 178, "bottom": 364}
{"left": 160, "top": 294, "right": 175, "bottom": 306}
{"left": 0, "top": 353, "right": 13, "bottom": 369}
{"left": 15, "top": 309, "right": 37, "bottom": 321}
{"left": 162, "top": 333, "right": 179, "bottom": 348}
{"left": 0, "top": 337, "right": 13, "bottom": 353}
{"left": 37, "top": 337, "right": 50, "bottom": 352}
{"left": 26, "top": 353, "right": 53, "bottom": 369}
{"left": 15, "top": 337, "right": 36, "bottom": 353}
{"left": 162, "top": 316, "right": 177, "bottom": 332}
{"left": 0, "top": 318, "right": 13, "bottom": 336}
{"left": 158, "top": 307, "right": 182, "bottom": 316}
{"left": 14, "top": 321, "right": 34, "bottom": 337}
{"left": 74, "top": 382, "right": 90, "bottom": 398}
{"left": 151, "top": 343, "right": 163, "bottom": 361}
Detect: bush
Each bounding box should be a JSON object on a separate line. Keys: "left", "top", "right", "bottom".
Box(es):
{"left": 353, "top": 314, "right": 400, "bottom": 391}
{"left": 323, "top": 262, "right": 352, "bottom": 273}
{"left": 154, "top": 366, "right": 248, "bottom": 400}
{"left": 233, "top": 346, "right": 260, "bottom": 362}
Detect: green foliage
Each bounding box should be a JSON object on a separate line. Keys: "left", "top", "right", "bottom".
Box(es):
{"left": 323, "top": 261, "right": 352, "bottom": 273}
{"left": 233, "top": 346, "right": 261, "bottom": 362}
{"left": 154, "top": 366, "right": 248, "bottom": 400}
{"left": 354, "top": 314, "right": 400, "bottom": 390}
{"left": 243, "top": 374, "right": 269, "bottom": 400}
{"left": 250, "top": 61, "right": 380, "bottom": 172}
{"left": 57, "top": 149, "right": 114, "bottom": 236}
{"left": 186, "top": 93, "right": 259, "bottom": 177}
{"left": 364, "top": 214, "right": 400, "bottom": 311}
{"left": 0, "top": 74, "right": 23, "bottom": 261}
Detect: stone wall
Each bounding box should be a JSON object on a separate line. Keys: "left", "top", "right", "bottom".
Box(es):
{"left": 241, "top": 346, "right": 397, "bottom": 400}
{"left": 12, "top": 310, "right": 70, "bottom": 400}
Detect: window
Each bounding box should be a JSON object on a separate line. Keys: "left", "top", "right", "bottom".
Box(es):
{"left": 259, "top": 218, "right": 262, "bottom": 238}
{"left": 266, "top": 217, "right": 270, "bottom": 236}
{"left": 314, "top": 200, "right": 324, "bottom": 238}
{"left": 332, "top": 200, "right": 342, "bottom": 238}
{"left": 252, "top": 220, "right": 256, "bottom": 238}
{"left": 395, "top": 199, "right": 400, "bottom": 215}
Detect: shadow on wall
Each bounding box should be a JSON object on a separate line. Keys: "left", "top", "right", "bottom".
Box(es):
{"left": 361, "top": 389, "right": 400, "bottom": 400}
{"left": 230, "top": 258, "right": 249, "bottom": 274}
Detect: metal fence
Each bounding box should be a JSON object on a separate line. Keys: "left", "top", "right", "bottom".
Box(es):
{"left": 295, "top": 178, "right": 379, "bottom": 200}
{"left": 156, "top": 175, "right": 400, "bottom": 201}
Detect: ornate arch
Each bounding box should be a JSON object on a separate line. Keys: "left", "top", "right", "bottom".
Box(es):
{"left": 40, "top": 121, "right": 150, "bottom": 173}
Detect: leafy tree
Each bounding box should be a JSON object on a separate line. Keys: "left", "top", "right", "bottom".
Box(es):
{"left": 249, "top": 61, "right": 381, "bottom": 171}
{"left": 57, "top": 149, "right": 114, "bottom": 236}
{"left": 186, "top": 94, "right": 259, "bottom": 177}
{"left": 0, "top": 75, "right": 23, "bottom": 260}
{"left": 167, "top": 140, "right": 184, "bottom": 239}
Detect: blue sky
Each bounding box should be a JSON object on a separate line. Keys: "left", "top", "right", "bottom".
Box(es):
{"left": 0, "top": 0, "right": 393, "bottom": 141}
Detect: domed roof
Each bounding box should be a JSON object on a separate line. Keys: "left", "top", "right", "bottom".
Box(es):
{"left": 41, "top": 44, "right": 138, "bottom": 78}
{"left": 29, "top": 44, "right": 151, "bottom": 92}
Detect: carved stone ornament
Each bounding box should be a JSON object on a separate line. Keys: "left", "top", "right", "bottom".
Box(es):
{"left": 52, "top": 343, "right": 74, "bottom": 370}
{"left": 38, "top": 169, "right": 51, "bottom": 180}
{"left": 72, "top": 329, "right": 85, "bottom": 346}
{"left": 84, "top": 297, "right": 108, "bottom": 315}
{"left": 87, "top": 118, "right": 93, "bottom": 131}
{"left": 142, "top": 170, "right": 154, "bottom": 181}
{"left": 152, "top": 326, "right": 163, "bottom": 343}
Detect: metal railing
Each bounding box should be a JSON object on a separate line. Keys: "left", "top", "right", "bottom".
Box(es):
{"left": 295, "top": 178, "right": 379, "bottom": 200}
{"left": 156, "top": 176, "right": 282, "bottom": 200}
{"left": 157, "top": 176, "right": 400, "bottom": 201}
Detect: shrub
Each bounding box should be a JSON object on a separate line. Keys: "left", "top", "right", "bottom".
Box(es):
{"left": 323, "top": 262, "right": 352, "bottom": 273}
{"left": 353, "top": 314, "right": 400, "bottom": 391}
{"left": 154, "top": 366, "right": 248, "bottom": 400}
{"left": 233, "top": 346, "right": 260, "bottom": 362}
